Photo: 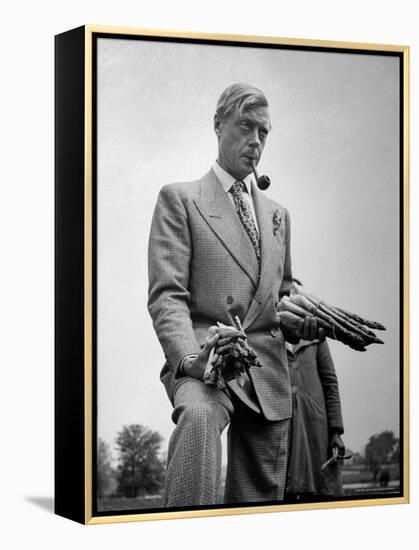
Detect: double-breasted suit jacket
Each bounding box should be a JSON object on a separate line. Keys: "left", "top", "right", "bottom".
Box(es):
{"left": 148, "top": 168, "right": 293, "bottom": 421}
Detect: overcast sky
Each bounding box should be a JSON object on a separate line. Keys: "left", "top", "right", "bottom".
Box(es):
{"left": 96, "top": 37, "right": 400, "bottom": 460}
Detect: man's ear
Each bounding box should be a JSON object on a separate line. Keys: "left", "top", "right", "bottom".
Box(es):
{"left": 214, "top": 113, "right": 222, "bottom": 137}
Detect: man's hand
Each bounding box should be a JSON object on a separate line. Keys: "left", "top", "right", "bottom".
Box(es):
{"left": 277, "top": 310, "right": 325, "bottom": 344}
{"left": 296, "top": 316, "right": 325, "bottom": 342}
{"left": 330, "top": 431, "right": 346, "bottom": 457}
{"left": 182, "top": 328, "right": 220, "bottom": 380}
{"left": 213, "top": 327, "right": 242, "bottom": 356}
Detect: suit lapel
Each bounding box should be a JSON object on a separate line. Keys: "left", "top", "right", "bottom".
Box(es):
{"left": 242, "top": 184, "right": 283, "bottom": 330}
{"left": 226, "top": 378, "right": 261, "bottom": 414}
{"left": 193, "top": 170, "right": 260, "bottom": 287}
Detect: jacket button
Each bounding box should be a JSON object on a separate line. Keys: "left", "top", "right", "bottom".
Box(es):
{"left": 227, "top": 295, "right": 234, "bottom": 304}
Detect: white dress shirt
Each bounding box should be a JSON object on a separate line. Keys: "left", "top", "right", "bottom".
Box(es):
{"left": 212, "top": 160, "right": 260, "bottom": 232}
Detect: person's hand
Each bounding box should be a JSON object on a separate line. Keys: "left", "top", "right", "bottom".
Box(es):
{"left": 296, "top": 316, "right": 325, "bottom": 342}
{"left": 330, "top": 431, "right": 346, "bottom": 457}
{"left": 277, "top": 311, "right": 325, "bottom": 343}
{"left": 182, "top": 327, "right": 220, "bottom": 380}
{"left": 213, "top": 326, "right": 241, "bottom": 357}
{"left": 321, "top": 432, "right": 347, "bottom": 470}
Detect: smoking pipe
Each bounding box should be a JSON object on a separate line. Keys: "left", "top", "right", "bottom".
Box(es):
{"left": 251, "top": 161, "right": 271, "bottom": 190}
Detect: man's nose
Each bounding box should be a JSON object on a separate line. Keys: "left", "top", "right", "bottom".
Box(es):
{"left": 248, "top": 128, "right": 261, "bottom": 147}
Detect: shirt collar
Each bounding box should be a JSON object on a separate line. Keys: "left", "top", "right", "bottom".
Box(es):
{"left": 212, "top": 160, "right": 254, "bottom": 195}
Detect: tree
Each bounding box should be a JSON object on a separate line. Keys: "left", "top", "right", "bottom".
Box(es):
{"left": 391, "top": 439, "right": 400, "bottom": 463}
{"left": 115, "top": 424, "right": 165, "bottom": 498}
{"left": 97, "top": 438, "right": 116, "bottom": 497}
{"left": 365, "top": 431, "right": 398, "bottom": 481}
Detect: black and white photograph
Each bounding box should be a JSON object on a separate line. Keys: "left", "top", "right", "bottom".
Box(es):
{"left": 92, "top": 31, "right": 406, "bottom": 518}
{"left": 4, "top": 0, "right": 418, "bottom": 546}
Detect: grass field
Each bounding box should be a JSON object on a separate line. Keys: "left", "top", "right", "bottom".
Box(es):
{"left": 97, "top": 495, "right": 163, "bottom": 512}
{"left": 341, "top": 463, "right": 399, "bottom": 484}
{"left": 97, "top": 465, "right": 400, "bottom": 511}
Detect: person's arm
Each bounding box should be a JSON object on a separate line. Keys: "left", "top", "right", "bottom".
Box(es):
{"left": 277, "top": 208, "right": 297, "bottom": 342}
{"left": 180, "top": 332, "right": 220, "bottom": 380}
{"left": 316, "top": 340, "right": 345, "bottom": 454}
{"left": 277, "top": 208, "right": 292, "bottom": 304}
{"left": 147, "top": 184, "right": 202, "bottom": 377}
{"left": 277, "top": 209, "right": 323, "bottom": 342}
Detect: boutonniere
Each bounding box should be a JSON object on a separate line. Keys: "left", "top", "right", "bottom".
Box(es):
{"left": 272, "top": 209, "right": 282, "bottom": 235}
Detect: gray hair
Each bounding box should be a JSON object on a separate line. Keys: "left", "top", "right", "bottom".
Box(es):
{"left": 215, "top": 83, "right": 269, "bottom": 122}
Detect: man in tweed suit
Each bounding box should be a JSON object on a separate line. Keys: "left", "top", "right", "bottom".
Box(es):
{"left": 148, "top": 83, "right": 318, "bottom": 507}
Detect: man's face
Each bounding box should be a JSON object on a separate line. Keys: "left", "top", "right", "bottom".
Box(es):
{"left": 214, "top": 106, "right": 271, "bottom": 180}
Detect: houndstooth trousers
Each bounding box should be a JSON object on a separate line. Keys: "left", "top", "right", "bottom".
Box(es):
{"left": 164, "top": 377, "right": 290, "bottom": 507}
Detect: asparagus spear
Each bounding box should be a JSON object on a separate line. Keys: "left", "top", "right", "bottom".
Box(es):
{"left": 317, "top": 302, "right": 384, "bottom": 345}
{"left": 335, "top": 306, "right": 386, "bottom": 331}
{"left": 203, "top": 318, "right": 261, "bottom": 389}
{"left": 297, "top": 288, "right": 385, "bottom": 332}
{"left": 292, "top": 290, "right": 383, "bottom": 345}
{"left": 277, "top": 287, "right": 385, "bottom": 351}
{"left": 278, "top": 296, "right": 368, "bottom": 351}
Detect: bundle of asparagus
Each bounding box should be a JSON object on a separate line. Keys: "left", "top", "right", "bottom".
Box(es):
{"left": 277, "top": 285, "right": 386, "bottom": 352}
{"left": 204, "top": 316, "right": 261, "bottom": 390}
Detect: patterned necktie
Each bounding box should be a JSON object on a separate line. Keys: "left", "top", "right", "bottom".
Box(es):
{"left": 230, "top": 180, "right": 261, "bottom": 264}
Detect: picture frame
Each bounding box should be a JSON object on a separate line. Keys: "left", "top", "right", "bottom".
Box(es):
{"left": 55, "top": 25, "right": 409, "bottom": 525}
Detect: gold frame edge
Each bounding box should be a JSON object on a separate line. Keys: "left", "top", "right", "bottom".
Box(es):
{"left": 87, "top": 497, "right": 409, "bottom": 525}
{"left": 85, "top": 24, "right": 408, "bottom": 52}
{"left": 402, "top": 46, "right": 410, "bottom": 503}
